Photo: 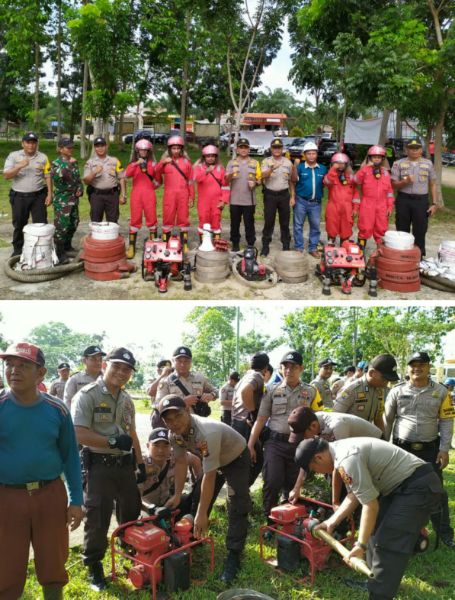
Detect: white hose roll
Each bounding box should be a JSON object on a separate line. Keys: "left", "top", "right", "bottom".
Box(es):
{"left": 438, "top": 241, "right": 455, "bottom": 266}
{"left": 383, "top": 230, "right": 415, "bottom": 250}
{"left": 89, "top": 221, "right": 120, "bottom": 240}
{"left": 18, "top": 223, "right": 57, "bottom": 270}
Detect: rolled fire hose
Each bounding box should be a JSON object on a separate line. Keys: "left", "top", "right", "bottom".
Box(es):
{"left": 308, "top": 521, "right": 374, "bottom": 579}
{"left": 4, "top": 255, "right": 84, "bottom": 283}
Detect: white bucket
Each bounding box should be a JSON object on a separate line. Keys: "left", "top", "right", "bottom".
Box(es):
{"left": 438, "top": 240, "right": 455, "bottom": 266}
{"left": 383, "top": 230, "right": 415, "bottom": 250}
{"left": 17, "top": 223, "right": 57, "bottom": 270}
{"left": 89, "top": 221, "right": 120, "bottom": 240}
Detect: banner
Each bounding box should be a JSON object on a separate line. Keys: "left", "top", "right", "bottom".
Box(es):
{"left": 344, "top": 117, "right": 382, "bottom": 144}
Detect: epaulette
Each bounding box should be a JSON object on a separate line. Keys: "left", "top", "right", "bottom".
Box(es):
{"left": 80, "top": 381, "right": 98, "bottom": 393}
{"left": 392, "top": 380, "right": 407, "bottom": 388}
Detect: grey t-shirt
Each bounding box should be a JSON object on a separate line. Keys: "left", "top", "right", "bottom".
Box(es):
{"left": 64, "top": 370, "right": 99, "bottom": 410}
{"left": 232, "top": 370, "right": 264, "bottom": 421}
{"left": 316, "top": 412, "right": 382, "bottom": 441}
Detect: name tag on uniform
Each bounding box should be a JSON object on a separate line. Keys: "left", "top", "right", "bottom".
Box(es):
{"left": 357, "top": 405, "right": 365, "bottom": 411}
{"left": 94, "top": 406, "right": 112, "bottom": 413}
{"left": 356, "top": 392, "right": 366, "bottom": 400}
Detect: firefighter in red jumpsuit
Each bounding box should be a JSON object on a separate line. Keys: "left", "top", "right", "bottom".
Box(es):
{"left": 155, "top": 135, "right": 194, "bottom": 252}
{"left": 125, "top": 139, "right": 159, "bottom": 258}
{"left": 354, "top": 145, "right": 395, "bottom": 251}
{"left": 193, "top": 145, "right": 230, "bottom": 241}
{"left": 324, "top": 152, "right": 359, "bottom": 243}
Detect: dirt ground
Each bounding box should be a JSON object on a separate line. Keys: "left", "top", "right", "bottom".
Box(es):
{"left": 1, "top": 169, "right": 454, "bottom": 301}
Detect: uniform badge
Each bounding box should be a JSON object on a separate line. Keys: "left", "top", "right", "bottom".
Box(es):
{"left": 198, "top": 440, "right": 210, "bottom": 458}
{"left": 357, "top": 405, "right": 365, "bottom": 411}
{"left": 123, "top": 352, "right": 131, "bottom": 360}
{"left": 431, "top": 392, "right": 439, "bottom": 398}
{"left": 338, "top": 466, "right": 353, "bottom": 486}
{"left": 100, "top": 402, "right": 108, "bottom": 408}
{"left": 357, "top": 392, "right": 366, "bottom": 399}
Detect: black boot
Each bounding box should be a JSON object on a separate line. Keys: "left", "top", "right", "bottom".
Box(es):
{"left": 88, "top": 562, "right": 107, "bottom": 592}
{"left": 56, "top": 242, "right": 69, "bottom": 265}
{"left": 220, "top": 549, "right": 240, "bottom": 584}
{"left": 260, "top": 244, "right": 269, "bottom": 257}
{"left": 64, "top": 239, "right": 78, "bottom": 256}
{"left": 42, "top": 586, "right": 63, "bottom": 600}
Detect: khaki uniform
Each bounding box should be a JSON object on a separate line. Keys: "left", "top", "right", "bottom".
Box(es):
{"left": 315, "top": 411, "right": 382, "bottom": 442}
{"left": 258, "top": 380, "right": 322, "bottom": 517}
{"left": 226, "top": 157, "right": 261, "bottom": 247}
{"left": 170, "top": 415, "right": 250, "bottom": 553}
{"left": 140, "top": 453, "right": 176, "bottom": 506}
{"left": 391, "top": 157, "right": 435, "bottom": 196}
{"left": 261, "top": 157, "right": 292, "bottom": 192}
{"left": 49, "top": 377, "right": 67, "bottom": 401}
{"left": 310, "top": 375, "right": 333, "bottom": 409}
{"left": 330, "top": 437, "right": 442, "bottom": 599}
{"left": 384, "top": 379, "right": 455, "bottom": 540}
{"left": 156, "top": 370, "right": 217, "bottom": 403}
{"left": 4, "top": 150, "right": 51, "bottom": 193}
{"left": 260, "top": 155, "right": 292, "bottom": 251}
{"left": 71, "top": 377, "right": 141, "bottom": 567}
{"left": 219, "top": 382, "right": 236, "bottom": 426}
{"left": 83, "top": 155, "right": 124, "bottom": 190}
{"left": 333, "top": 374, "right": 385, "bottom": 424}
{"left": 83, "top": 154, "right": 124, "bottom": 223}
{"left": 232, "top": 370, "right": 264, "bottom": 422}
{"left": 63, "top": 371, "right": 99, "bottom": 410}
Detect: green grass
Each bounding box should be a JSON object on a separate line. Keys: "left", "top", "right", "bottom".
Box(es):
{"left": 18, "top": 448, "right": 455, "bottom": 599}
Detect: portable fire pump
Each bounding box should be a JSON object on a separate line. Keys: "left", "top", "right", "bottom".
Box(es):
{"left": 239, "top": 246, "right": 267, "bottom": 281}
{"left": 141, "top": 235, "right": 192, "bottom": 293}
{"left": 259, "top": 498, "right": 369, "bottom": 586}
{"left": 315, "top": 240, "right": 378, "bottom": 296}
{"left": 110, "top": 506, "right": 214, "bottom": 600}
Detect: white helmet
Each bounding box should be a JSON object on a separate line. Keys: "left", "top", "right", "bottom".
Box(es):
{"left": 303, "top": 142, "right": 318, "bottom": 152}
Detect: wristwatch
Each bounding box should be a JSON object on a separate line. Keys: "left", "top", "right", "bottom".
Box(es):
{"left": 354, "top": 541, "right": 367, "bottom": 551}
{"left": 108, "top": 436, "right": 117, "bottom": 449}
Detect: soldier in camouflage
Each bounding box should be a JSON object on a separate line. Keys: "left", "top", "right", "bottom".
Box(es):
{"left": 50, "top": 139, "right": 83, "bottom": 264}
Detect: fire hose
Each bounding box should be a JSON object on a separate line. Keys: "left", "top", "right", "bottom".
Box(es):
{"left": 4, "top": 255, "right": 84, "bottom": 283}
{"left": 308, "top": 523, "right": 374, "bottom": 579}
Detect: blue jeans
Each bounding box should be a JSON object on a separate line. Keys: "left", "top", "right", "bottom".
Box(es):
{"left": 293, "top": 196, "right": 321, "bottom": 251}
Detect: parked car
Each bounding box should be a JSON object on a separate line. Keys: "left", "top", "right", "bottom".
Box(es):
{"left": 43, "top": 131, "right": 58, "bottom": 139}
{"left": 442, "top": 152, "right": 455, "bottom": 167}
{"left": 317, "top": 140, "right": 339, "bottom": 166}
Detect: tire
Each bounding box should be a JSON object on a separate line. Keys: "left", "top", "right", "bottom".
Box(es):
{"left": 377, "top": 268, "right": 420, "bottom": 283}
{"left": 376, "top": 256, "right": 420, "bottom": 272}
{"left": 378, "top": 279, "right": 421, "bottom": 292}
{"left": 377, "top": 244, "right": 421, "bottom": 262}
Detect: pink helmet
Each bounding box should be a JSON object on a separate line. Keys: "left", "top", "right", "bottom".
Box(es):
{"left": 167, "top": 135, "right": 184, "bottom": 147}
{"left": 202, "top": 145, "right": 219, "bottom": 156}
{"left": 331, "top": 152, "right": 349, "bottom": 163}
{"left": 135, "top": 139, "right": 152, "bottom": 151}
{"left": 368, "top": 145, "right": 386, "bottom": 156}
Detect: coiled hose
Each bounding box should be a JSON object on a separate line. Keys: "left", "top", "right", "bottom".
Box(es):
{"left": 4, "top": 255, "right": 84, "bottom": 283}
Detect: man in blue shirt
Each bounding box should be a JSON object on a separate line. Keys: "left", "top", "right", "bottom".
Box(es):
{"left": 292, "top": 142, "right": 327, "bottom": 257}
{"left": 0, "top": 342, "right": 83, "bottom": 600}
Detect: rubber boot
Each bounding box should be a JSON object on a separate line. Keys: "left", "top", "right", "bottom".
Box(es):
{"left": 126, "top": 232, "right": 137, "bottom": 259}
{"left": 42, "top": 587, "right": 63, "bottom": 600}
{"left": 357, "top": 237, "right": 367, "bottom": 255}
{"left": 162, "top": 231, "right": 170, "bottom": 243}
{"left": 214, "top": 233, "right": 221, "bottom": 241}
{"left": 149, "top": 228, "right": 157, "bottom": 241}
{"left": 180, "top": 231, "right": 189, "bottom": 253}
{"left": 64, "top": 239, "right": 78, "bottom": 257}
{"left": 56, "top": 241, "right": 69, "bottom": 265}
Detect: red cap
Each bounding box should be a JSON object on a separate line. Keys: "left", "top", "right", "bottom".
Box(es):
{"left": 0, "top": 342, "right": 45, "bottom": 366}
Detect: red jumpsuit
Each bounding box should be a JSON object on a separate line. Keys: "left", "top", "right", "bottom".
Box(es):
{"left": 193, "top": 163, "right": 230, "bottom": 233}
{"left": 155, "top": 157, "right": 194, "bottom": 233}
{"left": 354, "top": 166, "right": 394, "bottom": 243}
{"left": 125, "top": 161, "right": 159, "bottom": 233}
{"left": 324, "top": 168, "right": 359, "bottom": 240}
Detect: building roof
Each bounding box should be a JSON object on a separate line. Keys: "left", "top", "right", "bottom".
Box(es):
{"left": 243, "top": 113, "right": 287, "bottom": 119}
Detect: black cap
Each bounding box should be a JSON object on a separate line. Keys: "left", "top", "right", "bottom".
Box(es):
{"left": 83, "top": 345, "right": 106, "bottom": 357}
{"left": 344, "top": 365, "right": 356, "bottom": 375}
{"left": 370, "top": 353, "right": 399, "bottom": 382}
{"left": 281, "top": 351, "right": 303, "bottom": 366}
{"left": 148, "top": 427, "right": 170, "bottom": 444}
{"left": 237, "top": 138, "right": 250, "bottom": 147}
{"left": 270, "top": 139, "right": 283, "bottom": 148}
{"left": 288, "top": 406, "right": 317, "bottom": 444}
{"left": 58, "top": 138, "right": 74, "bottom": 148}
{"left": 318, "top": 358, "right": 337, "bottom": 368}
{"left": 173, "top": 346, "right": 192, "bottom": 359}
{"left": 93, "top": 136, "right": 107, "bottom": 146}
{"left": 230, "top": 371, "right": 240, "bottom": 382}
{"left": 158, "top": 394, "right": 187, "bottom": 416}
{"left": 58, "top": 362, "right": 70, "bottom": 370}
{"left": 295, "top": 436, "right": 327, "bottom": 472}
{"left": 251, "top": 351, "right": 269, "bottom": 370}
{"left": 105, "top": 347, "right": 136, "bottom": 370}
{"left": 157, "top": 358, "right": 172, "bottom": 369}
{"left": 406, "top": 140, "right": 422, "bottom": 149}
{"left": 407, "top": 351, "right": 431, "bottom": 365}
{"left": 22, "top": 132, "right": 38, "bottom": 142}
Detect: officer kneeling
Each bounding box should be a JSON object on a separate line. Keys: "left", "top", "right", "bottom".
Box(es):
{"left": 295, "top": 436, "right": 443, "bottom": 600}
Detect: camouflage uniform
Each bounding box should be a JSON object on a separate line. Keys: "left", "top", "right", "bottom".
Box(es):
{"left": 50, "top": 156, "right": 83, "bottom": 245}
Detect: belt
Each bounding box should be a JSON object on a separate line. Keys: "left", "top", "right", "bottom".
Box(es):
{"left": 396, "top": 463, "right": 435, "bottom": 493}
{"left": 11, "top": 188, "right": 47, "bottom": 197}
{"left": 264, "top": 188, "right": 290, "bottom": 195}
{"left": 0, "top": 477, "right": 59, "bottom": 491}
{"left": 298, "top": 196, "right": 320, "bottom": 204}
{"left": 394, "top": 438, "right": 438, "bottom": 452}
{"left": 269, "top": 430, "right": 294, "bottom": 443}
{"left": 91, "top": 187, "right": 119, "bottom": 195}
{"left": 89, "top": 452, "right": 133, "bottom": 467}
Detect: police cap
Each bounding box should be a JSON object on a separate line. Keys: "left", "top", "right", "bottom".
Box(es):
{"left": 251, "top": 351, "right": 269, "bottom": 370}
{"left": 407, "top": 351, "right": 431, "bottom": 365}
{"left": 22, "top": 132, "right": 39, "bottom": 142}
{"left": 370, "top": 353, "right": 399, "bottom": 382}
{"left": 173, "top": 346, "right": 192, "bottom": 359}
{"left": 58, "top": 362, "right": 70, "bottom": 370}
{"left": 105, "top": 347, "right": 136, "bottom": 370}
{"left": 93, "top": 136, "right": 107, "bottom": 146}
{"left": 157, "top": 358, "right": 172, "bottom": 369}
{"left": 148, "top": 427, "right": 170, "bottom": 444}
{"left": 58, "top": 138, "right": 74, "bottom": 148}
{"left": 158, "top": 394, "right": 187, "bottom": 416}
{"left": 83, "top": 345, "right": 106, "bottom": 357}
{"left": 237, "top": 138, "right": 250, "bottom": 147}
{"left": 318, "top": 358, "right": 337, "bottom": 368}
{"left": 270, "top": 138, "right": 283, "bottom": 148}
{"left": 406, "top": 140, "right": 422, "bottom": 149}
{"left": 295, "top": 436, "right": 327, "bottom": 472}
{"left": 230, "top": 371, "right": 240, "bottom": 382}
{"left": 344, "top": 365, "right": 356, "bottom": 375}
{"left": 281, "top": 351, "right": 303, "bottom": 366}
{"left": 288, "top": 406, "right": 318, "bottom": 444}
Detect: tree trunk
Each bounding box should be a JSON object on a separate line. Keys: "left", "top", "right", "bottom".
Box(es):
{"left": 34, "top": 42, "right": 40, "bottom": 130}
{"left": 395, "top": 110, "right": 402, "bottom": 138}
{"left": 80, "top": 60, "right": 89, "bottom": 158}
{"left": 179, "top": 15, "right": 191, "bottom": 143}
{"left": 56, "top": 0, "right": 62, "bottom": 141}
{"left": 433, "top": 100, "right": 447, "bottom": 207}
{"left": 378, "top": 109, "right": 391, "bottom": 145}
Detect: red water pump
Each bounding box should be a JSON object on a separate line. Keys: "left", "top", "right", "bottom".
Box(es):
{"left": 110, "top": 507, "right": 214, "bottom": 600}
{"left": 141, "top": 236, "right": 191, "bottom": 293}
{"left": 316, "top": 240, "right": 377, "bottom": 296}
{"left": 259, "top": 498, "right": 355, "bottom": 586}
